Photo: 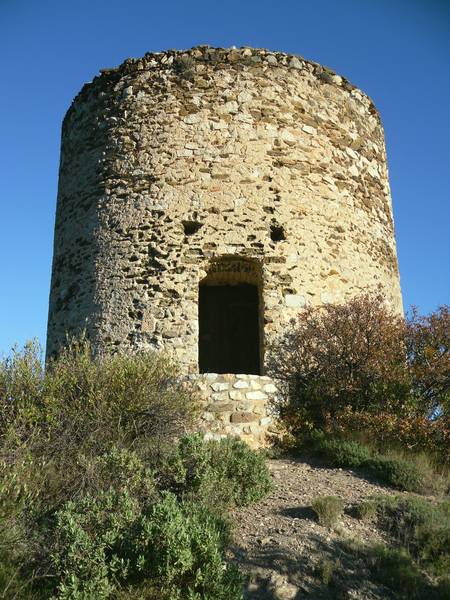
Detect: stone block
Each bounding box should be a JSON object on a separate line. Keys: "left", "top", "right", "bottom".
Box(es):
{"left": 284, "top": 294, "right": 306, "bottom": 308}
{"left": 211, "top": 392, "right": 229, "bottom": 401}
{"left": 211, "top": 382, "right": 229, "bottom": 392}
{"left": 246, "top": 391, "right": 267, "bottom": 401}
{"left": 233, "top": 380, "right": 249, "bottom": 389}
{"left": 230, "top": 411, "right": 259, "bottom": 423}
{"left": 208, "top": 402, "right": 235, "bottom": 412}
{"left": 264, "top": 383, "right": 277, "bottom": 393}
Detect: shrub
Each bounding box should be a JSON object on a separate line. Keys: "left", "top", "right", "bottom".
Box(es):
{"left": 311, "top": 496, "right": 345, "bottom": 528}
{"left": 301, "top": 431, "right": 440, "bottom": 494}
{"left": 368, "top": 545, "right": 426, "bottom": 599}
{"left": 364, "top": 455, "right": 426, "bottom": 493}
{"left": 330, "top": 407, "right": 450, "bottom": 467}
{"left": 349, "top": 540, "right": 450, "bottom": 600}
{"left": 406, "top": 305, "right": 450, "bottom": 419}
{"left": 158, "top": 434, "right": 273, "bottom": 511}
{"left": 268, "top": 295, "right": 449, "bottom": 434}
{"left": 306, "top": 430, "right": 371, "bottom": 468}
{"left": 51, "top": 491, "right": 241, "bottom": 600}
{"left": 7, "top": 445, "right": 248, "bottom": 599}
{"left": 173, "top": 55, "right": 196, "bottom": 80}
{"left": 375, "top": 495, "right": 450, "bottom": 575}
{"left": 268, "top": 294, "right": 410, "bottom": 429}
{"left": 354, "top": 500, "right": 378, "bottom": 522}
{"left": 1, "top": 342, "right": 266, "bottom": 598}
{"left": 316, "top": 558, "right": 339, "bottom": 586}
{"left": 131, "top": 493, "right": 242, "bottom": 600}
{"left": 0, "top": 339, "right": 198, "bottom": 512}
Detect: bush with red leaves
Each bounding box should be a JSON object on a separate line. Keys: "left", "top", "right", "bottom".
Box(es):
{"left": 269, "top": 295, "right": 449, "bottom": 436}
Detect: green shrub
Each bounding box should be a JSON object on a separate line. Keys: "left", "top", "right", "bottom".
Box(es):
{"left": 375, "top": 495, "right": 450, "bottom": 575}
{"left": 0, "top": 342, "right": 259, "bottom": 598}
{"left": 132, "top": 493, "right": 242, "bottom": 600}
{"left": 51, "top": 491, "right": 241, "bottom": 600}
{"left": 0, "top": 340, "right": 198, "bottom": 513}
{"left": 304, "top": 431, "right": 437, "bottom": 494}
{"left": 300, "top": 430, "right": 432, "bottom": 493}
{"left": 307, "top": 430, "right": 371, "bottom": 468}
{"left": 158, "top": 434, "right": 273, "bottom": 512}
{"left": 331, "top": 408, "right": 450, "bottom": 467}
{"left": 52, "top": 489, "right": 140, "bottom": 599}
{"left": 354, "top": 499, "right": 378, "bottom": 522}
{"left": 364, "top": 456, "right": 426, "bottom": 493}
{"left": 368, "top": 545, "right": 426, "bottom": 599}
{"left": 311, "top": 496, "right": 345, "bottom": 528}
{"left": 316, "top": 558, "right": 339, "bottom": 586}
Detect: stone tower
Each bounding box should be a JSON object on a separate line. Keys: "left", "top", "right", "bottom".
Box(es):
{"left": 47, "top": 46, "right": 402, "bottom": 444}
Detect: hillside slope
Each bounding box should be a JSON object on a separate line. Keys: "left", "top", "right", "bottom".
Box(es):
{"left": 230, "top": 458, "right": 424, "bottom": 599}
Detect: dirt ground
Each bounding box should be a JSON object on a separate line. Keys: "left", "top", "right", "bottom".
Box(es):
{"left": 229, "top": 457, "right": 402, "bottom": 599}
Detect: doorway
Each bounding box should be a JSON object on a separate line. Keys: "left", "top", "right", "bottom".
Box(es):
{"left": 199, "top": 283, "right": 261, "bottom": 374}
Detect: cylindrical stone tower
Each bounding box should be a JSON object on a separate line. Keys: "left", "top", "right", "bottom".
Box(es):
{"left": 47, "top": 46, "right": 402, "bottom": 441}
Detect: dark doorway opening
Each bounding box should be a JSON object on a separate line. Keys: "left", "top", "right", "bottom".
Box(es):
{"left": 199, "top": 283, "right": 261, "bottom": 374}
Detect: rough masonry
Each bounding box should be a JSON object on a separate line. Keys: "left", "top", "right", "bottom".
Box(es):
{"left": 47, "top": 46, "right": 403, "bottom": 444}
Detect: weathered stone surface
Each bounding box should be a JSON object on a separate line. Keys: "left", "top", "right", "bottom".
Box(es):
{"left": 231, "top": 411, "right": 259, "bottom": 424}
{"left": 211, "top": 382, "right": 229, "bottom": 392}
{"left": 246, "top": 390, "right": 267, "bottom": 400}
{"left": 188, "top": 373, "right": 279, "bottom": 446}
{"left": 264, "top": 383, "right": 277, "bottom": 393}
{"left": 233, "top": 380, "right": 250, "bottom": 389}
{"left": 284, "top": 294, "right": 306, "bottom": 308}
{"left": 208, "top": 402, "right": 235, "bottom": 413}
{"left": 47, "top": 45, "right": 403, "bottom": 367}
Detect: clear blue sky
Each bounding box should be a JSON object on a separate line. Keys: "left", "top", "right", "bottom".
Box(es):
{"left": 1, "top": 0, "right": 449, "bottom": 354}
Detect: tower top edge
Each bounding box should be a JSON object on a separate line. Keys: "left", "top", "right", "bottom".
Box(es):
{"left": 65, "top": 45, "right": 379, "bottom": 122}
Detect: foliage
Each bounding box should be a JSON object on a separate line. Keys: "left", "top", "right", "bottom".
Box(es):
{"left": 269, "top": 295, "right": 449, "bottom": 433}
{"left": 305, "top": 430, "right": 372, "bottom": 468}
{"left": 367, "top": 545, "right": 431, "bottom": 599}
{"left": 354, "top": 499, "right": 378, "bottom": 522}
{"left": 173, "top": 55, "right": 196, "bottom": 80}
{"left": 344, "top": 540, "right": 450, "bottom": 600}
{"left": 0, "top": 341, "right": 274, "bottom": 598}
{"left": 298, "top": 430, "right": 444, "bottom": 493}
{"left": 269, "top": 296, "right": 450, "bottom": 483}
{"left": 311, "top": 495, "right": 345, "bottom": 528}
{"left": 0, "top": 338, "right": 198, "bottom": 512}
{"left": 364, "top": 455, "right": 427, "bottom": 493}
{"left": 158, "top": 434, "right": 273, "bottom": 512}
{"left": 315, "top": 558, "right": 339, "bottom": 587}
{"left": 332, "top": 501, "right": 450, "bottom": 600}
{"left": 51, "top": 489, "right": 241, "bottom": 600}
{"left": 406, "top": 305, "right": 450, "bottom": 419}
{"left": 330, "top": 407, "right": 450, "bottom": 466}
{"left": 374, "top": 495, "right": 450, "bottom": 575}
{"left": 269, "top": 294, "right": 410, "bottom": 428}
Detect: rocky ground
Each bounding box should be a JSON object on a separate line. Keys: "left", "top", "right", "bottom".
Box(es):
{"left": 229, "top": 457, "right": 403, "bottom": 599}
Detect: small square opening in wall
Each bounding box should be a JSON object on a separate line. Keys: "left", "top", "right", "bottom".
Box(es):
{"left": 183, "top": 220, "right": 203, "bottom": 235}
{"left": 270, "top": 224, "right": 285, "bottom": 242}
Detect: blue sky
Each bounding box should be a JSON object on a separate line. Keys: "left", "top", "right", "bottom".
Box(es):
{"left": 1, "top": 0, "right": 449, "bottom": 354}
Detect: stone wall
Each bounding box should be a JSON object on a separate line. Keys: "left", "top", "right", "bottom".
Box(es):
{"left": 187, "top": 373, "right": 278, "bottom": 448}
{"left": 47, "top": 45, "right": 403, "bottom": 375}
